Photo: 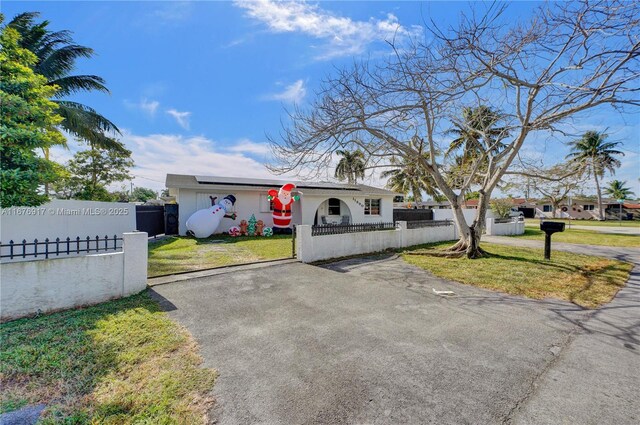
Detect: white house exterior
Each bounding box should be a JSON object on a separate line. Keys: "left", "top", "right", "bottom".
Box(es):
{"left": 165, "top": 174, "right": 397, "bottom": 236}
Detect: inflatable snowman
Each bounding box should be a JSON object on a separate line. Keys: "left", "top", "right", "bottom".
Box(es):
{"left": 186, "top": 195, "right": 237, "bottom": 238}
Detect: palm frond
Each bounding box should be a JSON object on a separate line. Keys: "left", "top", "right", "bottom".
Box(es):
{"left": 56, "top": 101, "right": 121, "bottom": 135}
{"left": 38, "top": 45, "right": 95, "bottom": 80}
{"left": 50, "top": 75, "right": 109, "bottom": 97}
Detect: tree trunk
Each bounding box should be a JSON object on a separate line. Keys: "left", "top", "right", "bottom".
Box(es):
{"left": 445, "top": 197, "right": 486, "bottom": 259}
{"left": 594, "top": 172, "right": 604, "bottom": 220}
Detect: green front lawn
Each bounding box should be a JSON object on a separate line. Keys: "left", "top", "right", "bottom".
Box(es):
{"left": 0, "top": 292, "right": 216, "bottom": 424}
{"left": 403, "top": 242, "right": 633, "bottom": 309}
{"left": 149, "top": 234, "right": 293, "bottom": 277}
{"left": 512, "top": 227, "right": 639, "bottom": 248}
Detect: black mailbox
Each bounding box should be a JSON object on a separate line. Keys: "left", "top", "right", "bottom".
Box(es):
{"left": 540, "top": 221, "right": 565, "bottom": 234}
{"left": 540, "top": 221, "right": 566, "bottom": 260}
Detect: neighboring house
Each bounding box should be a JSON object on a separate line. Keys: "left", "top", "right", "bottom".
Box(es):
{"left": 534, "top": 197, "right": 616, "bottom": 219}
{"left": 604, "top": 201, "right": 640, "bottom": 220}
{"left": 166, "top": 174, "right": 397, "bottom": 235}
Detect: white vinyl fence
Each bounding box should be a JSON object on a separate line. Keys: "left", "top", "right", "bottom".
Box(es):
{"left": 1, "top": 232, "right": 148, "bottom": 321}
{"left": 485, "top": 218, "right": 526, "bottom": 236}
{"left": 296, "top": 221, "right": 457, "bottom": 263}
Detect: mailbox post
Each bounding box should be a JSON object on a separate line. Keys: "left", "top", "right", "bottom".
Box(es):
{"left": 540, "top": 221, "right": 566, "bottom": 260}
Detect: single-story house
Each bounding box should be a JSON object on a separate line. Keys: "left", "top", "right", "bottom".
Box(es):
{"left": 165, "top": 174, "right": 398, "bottom": 235}
{"left": 604, "top": 201, "right": 640, "bottom": 220}
{"left": 535, "top": 197, "right": 601, "bottom": 219}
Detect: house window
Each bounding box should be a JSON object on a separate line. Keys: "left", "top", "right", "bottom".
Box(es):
{"left": 328, "top": 198, "right": 341, "bottom": 215}
{"left": 260, "top": 195, "right": 275, "bottom": 213}
{"left": 543, "top": 205, "right": 552, "bottom": 212}
{"left": 583, "top": 204, "right": 594, "bottom": 211}
{"left": 364, "top": 198, "right": 381, "bottom": 215}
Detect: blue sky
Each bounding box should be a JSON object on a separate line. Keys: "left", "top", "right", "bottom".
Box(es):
{"left": 3, "top": 1, "right": 639, "bottom": 196}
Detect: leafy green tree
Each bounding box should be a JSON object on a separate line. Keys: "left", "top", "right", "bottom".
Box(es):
{"left": 334, "top": 149, "right": 366, "bottom": 184}
{"left": 465, "top": 191, "right": 480, "bottom": 200}
{"left": 131, "top": 187, "right": 158, "bottom": 202}
{"left": 54, "top": 147, "right": 133, "bottom": 201}
{"left": 490, "top": 199, "right": 513, "bottom": 219}
{"left": 566, "top": 131, "right": 624, "bottom": 220}
{"left": 7, "top": 12, "right": 125, "bottom": 153}
{"left": 604, "top": 180, "right": 635, "bottom": 201}
{"left": 381, "top": 137, "right": 439, "bottom": 203}
{"left": 0, "top": 20, "right": 66, "bottom": 207}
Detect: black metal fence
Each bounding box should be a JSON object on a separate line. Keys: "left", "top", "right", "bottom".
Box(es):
{"left": 1, "top": 235, "right": 123, "bottom": 260}
{"left": 393, "top": 208, "right": 434, "bottom": 222}
{"left": 136, "top": 205, "right": 165, "bottom": 237}
{"left": 405, "top": 219, "right": 453, "bottom": 229}
{"left": 311, "top": 222, "right": 396, "bottom": 236}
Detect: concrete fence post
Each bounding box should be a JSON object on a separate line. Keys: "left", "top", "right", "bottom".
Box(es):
{"left": 486, "top": 218, "right": 495, "bottom": 236}
{"left": 396, "top": 221, "right": 407, "bottom": 248}
{"left": 296, "top": 225, "right": 313, "bottom": 263}
{"left": 122, "top": 231, "right": 148, "bottom": 295}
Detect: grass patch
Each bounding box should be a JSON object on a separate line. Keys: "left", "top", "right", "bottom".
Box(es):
{"left": 513, "top": 227, "right": 639, "bottom": 248}
{"left": 524, "top": 218, "right": 640, "bottom": 228}
{"left": 0, "top": 292, "right": 216, "bottom": 423}
{"left": 402, "top": 242, "right": 633, "bottom": 308}
{"left": 148, "top": 234, "right": 293, "bottom": 277}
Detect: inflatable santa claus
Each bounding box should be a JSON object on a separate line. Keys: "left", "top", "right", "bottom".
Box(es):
{"left": 267, "top": 183, "right": 300, "bottom": 234}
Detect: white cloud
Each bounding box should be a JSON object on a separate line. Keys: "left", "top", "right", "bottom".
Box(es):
{"left": 166, "top": 109, "right": 192, "bottom": 130}
{"left": 116, "top": 132, "right": 288, "bottom": 191}
{"left": 227, "top": 139, "right": 271, "bottom": 155}
{"left": 152, "top": 1, "right": 193, "bottom": 24}
{"left": 124, "top": 98, "right": 160, "bottom": 116}
{"left": 234, "top": 0, "right": 421, "bottom": 59}
{"left": 266, "top": 79, "right": 306, "bottom": 104}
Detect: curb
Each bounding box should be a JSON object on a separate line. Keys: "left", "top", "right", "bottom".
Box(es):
{"left": 147, "top": 258, "right": 299, "bottom": 286}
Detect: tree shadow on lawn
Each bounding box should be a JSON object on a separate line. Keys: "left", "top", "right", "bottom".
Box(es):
{"left": 478, "top": 251, "right": 580, "bottom": 274}
{"left": 0, "top": 292, "right": 214, "bottom": 423}
{"left": 403, "top": 243, "right": 579, "bottom": 274}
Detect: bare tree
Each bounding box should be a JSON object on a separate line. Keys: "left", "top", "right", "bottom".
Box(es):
{"left": 510, "top": 164, "right": 586, "bottom": 218}
{"left": 269, "top": 0, "right": 639, "bottom": 258}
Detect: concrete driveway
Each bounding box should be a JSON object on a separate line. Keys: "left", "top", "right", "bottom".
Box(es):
{"left": 149, "top": 250, "right": 639, "bottom": 424}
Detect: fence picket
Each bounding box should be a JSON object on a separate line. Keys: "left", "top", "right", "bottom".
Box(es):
{"left": 1, "top": 235, "right": 123, "bottom": 260}
{"left": 311, "top": 222, "right": 396, "bottom": 236}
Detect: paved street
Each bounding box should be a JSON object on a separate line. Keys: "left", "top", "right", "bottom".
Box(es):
{"left": 150, "top": 240, "right": 640, "bottom": 424}
{"left": 564, "top": 225, "right": 640, "bottom": 235}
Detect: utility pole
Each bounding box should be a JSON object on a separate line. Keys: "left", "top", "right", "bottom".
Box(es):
{"left": 618, "top": 199, "right": 624, "bottom": 226}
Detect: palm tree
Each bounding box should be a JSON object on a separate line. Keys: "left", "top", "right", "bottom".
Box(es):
{"left": 566, "top": 131, "right": 624, "bottom": 220}
{"left": 446, "top": 106, "right": 507, "bottom": 162}
{"left": 604, "top": 180, "right": 635, "bottom": 200}
{"left": 381, "top": 137, "right": 439, "bottom": 203}
{"left": 445, "top": 106, "right": 507, "bottom": 195}
{"left": 334, "top": 149, "right": 366, "bottom": 184}
{"left": 7, "top": 13, "right": 125, "bottom": 153}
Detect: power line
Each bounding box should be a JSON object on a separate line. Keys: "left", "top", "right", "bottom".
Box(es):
{"left": 131, "top": 174, "right": 166, "bottom": 184}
